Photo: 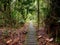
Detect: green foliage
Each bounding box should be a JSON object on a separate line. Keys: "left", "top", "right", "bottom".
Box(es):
{"left": 19, "top": 19, "right": 24, "bottom": 23}
{"left": 0, "top": 0, "right": 51, "bottom": 28}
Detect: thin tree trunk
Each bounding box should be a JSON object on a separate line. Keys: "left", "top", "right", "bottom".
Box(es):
{"left": 37, "top": 0, "right": 40, "bottom": 30}
{"left": 56, "top": 25, "right": 58, "bottom": 42}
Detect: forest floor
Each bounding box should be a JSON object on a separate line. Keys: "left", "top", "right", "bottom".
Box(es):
{"left": 0, "top": 23, "right": 28, "bottom": 45}
{"left": 0, "top": 22, "right": 59, "bottom": 45}
{"left": 37, "top": 27, "right": 59, "bottom": 45}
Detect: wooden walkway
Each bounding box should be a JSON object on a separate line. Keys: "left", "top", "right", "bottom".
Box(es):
{"left": 24, "top": 22, "right": 37, "bottom": 45}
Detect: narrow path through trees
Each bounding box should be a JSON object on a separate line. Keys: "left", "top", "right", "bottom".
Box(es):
{"left": 25, "top": 21, "right": 37, "bottom": 45}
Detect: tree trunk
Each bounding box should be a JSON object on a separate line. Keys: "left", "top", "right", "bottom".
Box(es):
{"left": 37, "top": 0, "right": 40, "bottom": 30}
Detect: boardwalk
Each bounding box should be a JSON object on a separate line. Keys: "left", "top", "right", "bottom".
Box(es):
{"left": 25, "top": 21, "right": 37, "bottom": 45}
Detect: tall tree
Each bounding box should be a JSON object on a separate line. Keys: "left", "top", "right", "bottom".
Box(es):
{"left": 37, "top": 0, "right": 40, "bottom": 30}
